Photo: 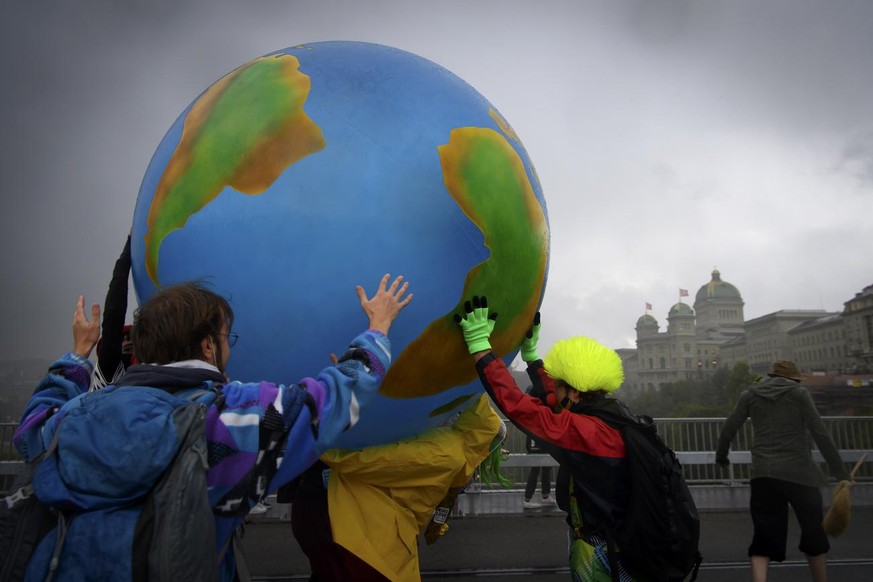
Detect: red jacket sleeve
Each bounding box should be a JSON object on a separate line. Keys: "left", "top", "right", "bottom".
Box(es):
{"left": 476, "top": 353, "right": 624, "bottom": 458}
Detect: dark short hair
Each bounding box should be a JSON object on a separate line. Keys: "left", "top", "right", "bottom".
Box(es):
{"left": 132, "top": 282, "right": 234, "bottom": 365}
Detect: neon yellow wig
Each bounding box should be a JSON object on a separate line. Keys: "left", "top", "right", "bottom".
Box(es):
{"left": 542, "top": 336, "right": 624, "bottom": 393}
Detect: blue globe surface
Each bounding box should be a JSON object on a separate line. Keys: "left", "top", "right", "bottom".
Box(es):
{"left": 131, "top": 41, "right": 549, "bottom": 448}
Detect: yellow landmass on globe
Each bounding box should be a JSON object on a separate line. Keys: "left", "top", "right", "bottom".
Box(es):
{"left": 380, "top": 126, "right": 549, "bottom": 401}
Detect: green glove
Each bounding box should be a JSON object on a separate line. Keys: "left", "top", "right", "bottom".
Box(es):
{"left": 520, "top": 312, "right": 541, "bottom": 362}
{"left": 453, "top": 295, "right": 498, "bottom": 354}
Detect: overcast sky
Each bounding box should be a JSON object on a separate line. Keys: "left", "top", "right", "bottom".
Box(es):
{"left": 2, "top": 0, "right": 872, "bottom": 363}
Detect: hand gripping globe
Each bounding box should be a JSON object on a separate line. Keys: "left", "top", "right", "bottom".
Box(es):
{"left": 131, "top": 41, "right": 549, "bottom": 448}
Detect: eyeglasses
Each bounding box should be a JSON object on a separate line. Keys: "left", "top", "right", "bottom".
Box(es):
{"left": 218, "top": 332, "right": 239, "bottom": 347}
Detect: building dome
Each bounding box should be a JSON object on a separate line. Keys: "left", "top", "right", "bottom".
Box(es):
{"left": 636, "top": 313, "right": 658, "bottom": 327}
{"left": 669, "top": 302, "right": 694, "bottom": 316}
{"left": 695, "top": 269, "right": 742, "bottom": 302}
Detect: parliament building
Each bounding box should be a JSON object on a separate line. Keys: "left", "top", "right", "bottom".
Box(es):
{"left": 618, "top": 270, "right": 873, "bottom": 393}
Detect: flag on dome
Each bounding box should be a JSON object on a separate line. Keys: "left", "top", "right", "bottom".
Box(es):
{"left": 645, "top": 302, "right": 652, "bottom": 311}
{"left": 679, "top": 288, "right": 689, "bottom": 297}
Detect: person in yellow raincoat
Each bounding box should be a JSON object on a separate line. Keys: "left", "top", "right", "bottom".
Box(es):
{"left": 320, "top": 393, "right": 503, "bottom": 581}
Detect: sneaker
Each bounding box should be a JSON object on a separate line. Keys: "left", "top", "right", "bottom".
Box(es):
{"left": 248, "top": 501, "right": 271, "bottom": 515}
{"left": 523, "top": 499, "right": 543, "bottom": 509}
{"left": 541, "top": 496, "right": 557, "bottom": 506}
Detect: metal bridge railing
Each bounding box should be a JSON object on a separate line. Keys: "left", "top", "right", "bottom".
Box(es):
{"left": 493, "top": 417, "right": 873, "bottom": 488}
{"left": 2, "top": 417, "right": 872, "bottom": 495}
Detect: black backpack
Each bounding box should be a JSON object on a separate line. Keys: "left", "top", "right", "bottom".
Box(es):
{"left": 575, "top": 404, "right": 702, "bottom": 582}
{"left": 0, "top": 428, "right": 63, "bottom": 581}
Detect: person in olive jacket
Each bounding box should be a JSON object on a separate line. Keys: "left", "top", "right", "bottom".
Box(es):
{"left": 716, "top": 360, "right": 851, "bottom": 582}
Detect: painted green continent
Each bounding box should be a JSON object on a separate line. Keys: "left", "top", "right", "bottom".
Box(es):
{"left": 144, "top": 54, "right": 326, "bottom": 283}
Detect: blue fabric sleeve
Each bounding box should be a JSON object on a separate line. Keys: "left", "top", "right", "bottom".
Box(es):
{"left": 13, "top": 353, "right": 93, "bottom": 461}
{"left": 268, "top": 403, "right": 318, "bottom": 492}
{"left": 308, "top": 330, "right": 392, "bottom": 453}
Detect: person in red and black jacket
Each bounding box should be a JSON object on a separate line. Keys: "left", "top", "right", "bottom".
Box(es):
{"left": 455, "top": 296, "right": 638, "bottom": 581}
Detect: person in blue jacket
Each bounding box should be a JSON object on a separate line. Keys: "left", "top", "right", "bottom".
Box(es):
{"left": 13, "top": 274, "right": 412, "bottom": 581}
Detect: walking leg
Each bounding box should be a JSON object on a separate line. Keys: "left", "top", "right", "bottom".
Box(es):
{"left": 750, "top": 555, "right": 769, "bottom": 582}
{"left": 806, "top": 553, "right": 827, "bottom": 582}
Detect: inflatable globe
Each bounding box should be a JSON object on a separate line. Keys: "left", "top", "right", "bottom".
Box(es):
{"left": 131, "top": 41, "right": 549, "bottom": 448}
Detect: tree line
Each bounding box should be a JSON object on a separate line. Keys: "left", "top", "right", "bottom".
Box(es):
{"left": 619, "top": 362, "right": 758, "bottom": 418}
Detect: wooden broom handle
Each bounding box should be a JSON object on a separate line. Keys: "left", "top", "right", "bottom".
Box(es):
{"left": 849, "top": 453, "right": 868, "bottom": 479}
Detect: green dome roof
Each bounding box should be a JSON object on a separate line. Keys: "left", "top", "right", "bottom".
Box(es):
{"left": 669, "top": 302, "right": 694, "bottom": 316}
{"left": 636, "top": 313, "right": 658, "bottom": 326}
{"left": 695, "top": 269, "right": 742, "bottom": 302}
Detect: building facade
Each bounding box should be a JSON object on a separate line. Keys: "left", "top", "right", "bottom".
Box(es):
{"left": 736, "top": 310, "right": 837, "bottom": 375}
{"left": 631, "top": 269, "right": 746, "bottom": 393}
{"left": 622, "top": 271, "right": 873, "bottom": 392}
{"left": 788, "top": 314, "right": 848, "bottom": 375}
{"left": 843, "top": 284, "right": 873, "bottom": 371}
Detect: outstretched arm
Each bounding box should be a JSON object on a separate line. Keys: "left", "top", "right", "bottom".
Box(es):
{"left": 289, "top": 274, "right": 413, "bottom": 453}
{"left": 221, "top": 328, "right": 399, "bottom": 498}
{"left": 476, "top": 353, "right": 623, "bottom": 457}
{"left": 96, "top": 235, "right": 131, "bottom": 378}
{"left": 455, "top": 299, "right": 623, "bottom": 458}
{"left": 800, "top": 389, "right": 851, "bottom": 480}
{"left": 74, "top": 295, "right": 101, "bottom": 358}
{"left": 519, "top": 312, "right": 556, "bottom": 405}
{"left": 715, "top": 391, "right": 751, "bottom": 466}
{"left": 14, "top": 296, "right": 98, "bottom": 460}
{"left": 356, "top": 273, "right": 413, "bottom": 335}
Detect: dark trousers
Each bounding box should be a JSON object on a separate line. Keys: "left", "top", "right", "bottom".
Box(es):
{"left": 748, "top": 477, "right": 829, "bottom": 561}
{"left": 289, "top": 462, "right": 389, "bottom": 582}
{"left": 290, "top": 495, "right": 349, "bottom": 581}
{"left": 524, "top": 465, "right": 552, "bottom": 499}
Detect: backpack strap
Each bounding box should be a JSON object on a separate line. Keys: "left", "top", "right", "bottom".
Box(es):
{"left": 604, "top": 533, "right": 621, "bottom": 582}
{"left": 25, "top": 415, "right": 71, "bottom": 582}
{"left": 302, "top": 391, "right": 319, "bottom": 439}
{"left": 44, "top": 512, "right": 68, "bottom": 582}
{"left": 189, "top": 384, "right": 251, "bottom": 581}
{"left": 184, "top": 382, "right": 226, "bottom": 408}
{"left": 215, "top": 524, "right": 251, "bottom": 582}
{"left": 3, "top": 418, "right": 63, "bottom": 511}
{"left": 231, "top": 527, "right": 251, "bottom": 582}
{"left": 567, "top": 478, "right": 584, "bottom": 539}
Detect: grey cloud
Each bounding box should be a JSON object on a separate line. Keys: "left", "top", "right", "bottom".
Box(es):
{"left": 2, "top": 0, "right": 873, "bottom": 362}
{"left": 836, "top": 132, "right": 873, "bottom": 186}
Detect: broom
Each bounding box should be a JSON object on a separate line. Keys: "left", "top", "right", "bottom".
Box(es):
{"left": 822, "top": 452, "right": 867, "bottom": 537}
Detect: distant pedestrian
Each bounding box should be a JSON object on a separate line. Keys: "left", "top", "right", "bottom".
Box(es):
{"left": 716, "top": 360, "right": 852, "bottom": 582}
{"left": 522, "top": 431, "right": 554, "bottom": 509}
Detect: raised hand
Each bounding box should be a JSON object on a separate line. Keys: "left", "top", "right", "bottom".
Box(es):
{"left": 520, "top": 312, "right": 541, "bottom": 362}
{"left": 356, "top": 274, "right": 413, "bottom": 335}
{"left": 453, "top": 295, "right": 498, "bottom": 354}
{"left": 73, "top": 295, "right": 101, "bottom": 358}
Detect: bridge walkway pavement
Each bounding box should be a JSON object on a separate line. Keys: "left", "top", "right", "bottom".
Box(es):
{"left": 243, "top": 493, "right": 873, "bottom": 581}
